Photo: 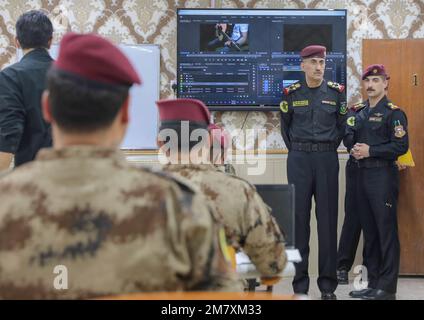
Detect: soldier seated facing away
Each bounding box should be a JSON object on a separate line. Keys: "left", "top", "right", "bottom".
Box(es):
{"left": 0, "top": 33, "right": 241, "bottom": 299}
{"left": 156, "top": 98, "right": 287, "bottom": 279}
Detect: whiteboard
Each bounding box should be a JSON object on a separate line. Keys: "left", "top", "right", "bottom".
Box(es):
{"left": 18, "top": 44, "right": 160, "bottom": 150}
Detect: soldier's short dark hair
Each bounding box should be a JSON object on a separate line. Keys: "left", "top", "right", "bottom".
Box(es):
{"left": 16, "top": 10, "right": 53, "bottom": 49}
{"left": 46, "top": 68, "right": 130, "bottom": 133}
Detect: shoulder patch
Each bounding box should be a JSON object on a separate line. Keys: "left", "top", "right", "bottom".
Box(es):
{"left": 347, "top": 116, "right": 355, "bottom": 127}
{"left": 327, "top": 81, "right": 345, "bottom": 93}
{"left": 280, "top": 100, "right": 289, "bottom": 113}
{"left": 283, "top": 82, "right": 301, "bottom": 96}
{"left": 386, "top": 102, "right": 400, "bottom": 110}
{"left": 351, "top": 102, "right": 366, "bottom": 112}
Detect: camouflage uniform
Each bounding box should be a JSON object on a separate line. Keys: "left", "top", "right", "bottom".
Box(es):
{"left": 163, "top": 163, "right": 287, "bottom": 277}
{"left": 0, "top": 146, "right": 241, "bottom": 299}
{"left": 214, "top": 163, "right": 236, "bottom": 176}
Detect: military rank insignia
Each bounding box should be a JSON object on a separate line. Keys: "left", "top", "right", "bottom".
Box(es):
{"left": 283, "top": 82, "right": 301, "bottom": 96}
{"left": 387, "top": 102, "right": 399, "bottom": 110}
{"left": 339, "top": 102, "right": 348, "bottom": 115}
{"left": 280, "top": 100, "right": 289, "bottom": 113}
{"left": 327, "top": 81, "right": 345, "bottom": 93}
{"left": 394, "top": 120, "right": 406, "bottom": 138}
{"left": 352, "top": 102, "right": 366, "bottom": 112}
{"left": 347, "top": 116, "right": 355, "bottom": 127}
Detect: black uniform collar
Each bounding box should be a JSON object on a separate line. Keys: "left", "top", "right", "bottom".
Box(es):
{"left": 21, "top": 47, "right": 53, "bottom": 62}
{"left": 301, "top": 78, "right": 327, "bottom": 93}
{"left": 367, "top": 95, "right": 388, "bottom": 111}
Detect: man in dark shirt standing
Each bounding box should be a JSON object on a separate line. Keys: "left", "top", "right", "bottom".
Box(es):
{"left": 0, "top": 10, "right": 54, "bottom": 170}
{"left": 336, "top": 105, "right": 368, "bottom": 285}
{"left": 280, "top": 45, "right": 347, "bottom": 300}
{"left": 346, "top": 65, "right": 408, "bottom": 300}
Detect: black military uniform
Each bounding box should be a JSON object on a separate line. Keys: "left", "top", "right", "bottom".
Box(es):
{"left": 344, "top": 96, "right": 408, "bottom": 296}
{"left": 280, "top": 76, "right": 347, "bottom": 295}
{"left": 337, "top": 158, "right": 361, "bottom": 281}
{"left": 0, "top": 48, "right": 53, "bottom": 166}
{"left": 337, "top": 106, "right": 369, "bottom": 283}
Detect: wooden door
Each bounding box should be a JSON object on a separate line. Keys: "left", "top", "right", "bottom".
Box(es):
{"left": 363, "top": 39, "right": 424, "bottom": 275}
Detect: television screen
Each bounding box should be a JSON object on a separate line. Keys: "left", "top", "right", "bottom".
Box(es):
{"left": 177, "top": 9, "right": 347, "bottom": 110}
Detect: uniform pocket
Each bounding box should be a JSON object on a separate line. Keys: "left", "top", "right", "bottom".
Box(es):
{"left": 370, "top": 121, "right": 389, "bottom": 139}
{"left": 292, "top": 106, "right": 310, "bottom": 125}
{"left": 371, "top": 122, "right": 383, "bottom": 130}
{"left": 318, "top": 105, "right": 337, "bottom": 127}
{"left": 293, "top": 106, "right": 309, "bottom": 113}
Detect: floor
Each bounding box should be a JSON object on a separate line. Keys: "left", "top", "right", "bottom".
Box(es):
{"left": 261, "top": 276, "right": 424, "bottom": 300}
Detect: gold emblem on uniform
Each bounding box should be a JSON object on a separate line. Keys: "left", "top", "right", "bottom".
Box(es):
{"left": 293, "top": 100, "right": 309, "bottom": 107}
{"left": 394, "top": 120, "right": 406, "bottom": 138}
{"left": 280, "top": 100, "right": 289, "bottom": 113}
{"left": 373, "top": 69, "right": 378, "bottom": 74}
{"left": 387, "top": 102, "right": 399, "bottom": 110}
{"left": 347, "top": 116, "right": 355, "bottom": 127}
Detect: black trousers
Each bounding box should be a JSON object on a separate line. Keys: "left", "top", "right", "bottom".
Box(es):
{"left": 356, "top": 165, "right": 400, "bottom": 293}
{"left": 337, "top": 160, "right": 365, "bottom": 271}
{"left": 288, "top": 151, "right": 339, "bottom": 294}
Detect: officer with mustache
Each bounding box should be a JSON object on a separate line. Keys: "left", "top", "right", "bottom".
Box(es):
{"left": 345, "top": 64, "right": 408, "bottom": 300}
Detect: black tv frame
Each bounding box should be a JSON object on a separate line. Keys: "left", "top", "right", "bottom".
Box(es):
{"left": 176, "top": 8, "right": 347, "bottom": 111}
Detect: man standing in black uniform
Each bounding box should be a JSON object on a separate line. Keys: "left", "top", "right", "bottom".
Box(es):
{"left": 0, "top": 10, "right": 54, "bottom": 170}
{"left": 346, "top": 64, "right": 408, "bottom": 300}
{"left": 336, "top": 105, "right": 369, "bottom": 285}
{"left": 280, "top": 45, "right": 347, "bottom": 300}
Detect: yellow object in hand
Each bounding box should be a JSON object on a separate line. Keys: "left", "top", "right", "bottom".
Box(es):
{"left": 397, "top": 148, "right": 415, "bottom": 167}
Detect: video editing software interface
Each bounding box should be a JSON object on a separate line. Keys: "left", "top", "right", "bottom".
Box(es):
{"left": 177, "top": 9, "right": 346, "bottom": 109}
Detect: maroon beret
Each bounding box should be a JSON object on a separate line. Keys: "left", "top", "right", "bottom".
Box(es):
{"left": 156, "top": 98, "right": 211, "bottom": 125}
{"left": 362, "top": 64, "right": 390, "bottom": 80}
{"left": 300, "top": 45, "right": 326, "bottom": 59}
{"left": 54, "top": 32, "right": 141, "bottom": 86}
{"left": 208, "top": 123, "right": 231, "bottom": 149}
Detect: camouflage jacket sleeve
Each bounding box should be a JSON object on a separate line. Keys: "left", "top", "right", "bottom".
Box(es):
{"left": 166, "top": 183, "right": 242, "bottom": 292}
{"left": 239, "top": 186, "right": 287, "bottom": 276}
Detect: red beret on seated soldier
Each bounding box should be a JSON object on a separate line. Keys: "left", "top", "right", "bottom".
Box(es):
{"left": 156, "top": 98, "right": 211, "bottom": 125}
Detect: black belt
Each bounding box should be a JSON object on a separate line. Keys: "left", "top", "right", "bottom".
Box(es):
{"left": 291, "top": 142, "right": 337, "bottom": 152}
{"left": 357, "top": 158, "right": 394, "bottom": 168}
